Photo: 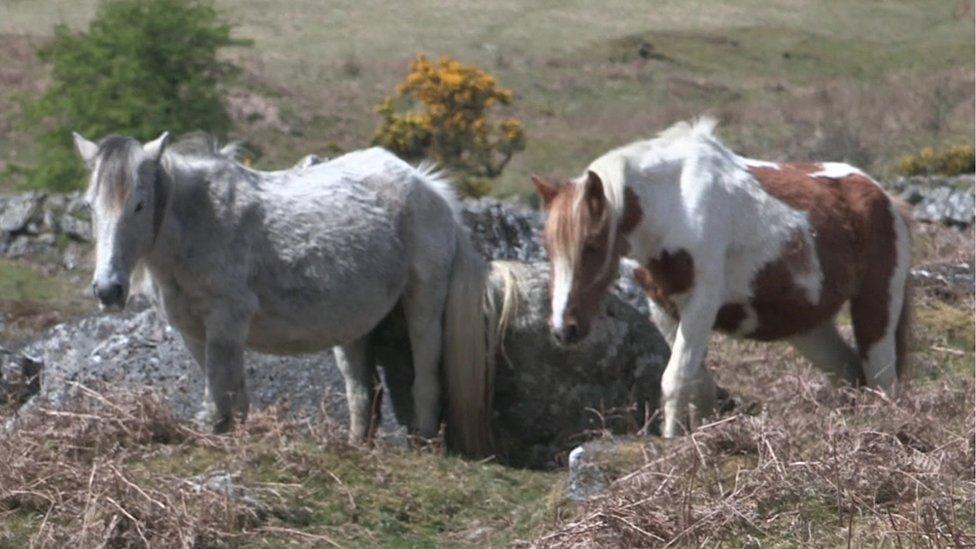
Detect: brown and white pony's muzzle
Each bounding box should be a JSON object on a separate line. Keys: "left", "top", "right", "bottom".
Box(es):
{"left": 549, "top": 259, "right": 593, "bottom": 346}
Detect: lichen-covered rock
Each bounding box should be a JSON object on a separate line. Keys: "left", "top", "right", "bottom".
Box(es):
{"left": 489, "top": 262, "right": 667, "bottom": 467}
{"left": 565, "top": 437, "right": 650, "bottom": 501}
{"left": 888, "top": 175, "right": 975, "bottom": 228}
{"left": 462, "top": 198, "right": 545, "bottom": 262}
{"left": 0, "top": 192, "right": 44, "bottom": 233}
{"left": 12, "top": 301, "right": 354, "bottom": 431}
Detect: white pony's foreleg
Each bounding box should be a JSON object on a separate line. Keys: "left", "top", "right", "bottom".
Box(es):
{"left": 204, "top": 308, "right": 250, "bottom": 433}
{"left": 180, "top": 334, "right": 216, "bottom": 425}
{"left": 333, "top": 336, "right": 378, "bottom": 444}
{"left": 660, "top": 286, "right": 720, "bottom": 438}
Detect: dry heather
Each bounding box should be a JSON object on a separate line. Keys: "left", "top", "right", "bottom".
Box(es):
{"left": 0, "top": 388, "right": 319, "bottom": 547}
{"left": 531, "top": 371, "right": 974, "bottom": 547}
{"left": 0, "top": 385, "right": 556, "bottom": 547}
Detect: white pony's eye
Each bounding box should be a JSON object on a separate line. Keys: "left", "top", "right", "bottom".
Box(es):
{"left": 134, "top": 200, "right": 145, "bottom": 213}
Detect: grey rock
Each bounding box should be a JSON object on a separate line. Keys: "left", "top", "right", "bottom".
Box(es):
{"left": 42, "top": 209, "right": 60, "bottom": 233}
{"left": 463, "top": 198, "right": 545, "bottom": 262}
{"left": 189, "top": 471, "right": 265, "bottom": 510}
{"left": 17, "top": 304, "right": 355, "bottom": 427}
{"left": 911, "top": 261, "right": 975, "bottom": 297}
{"left": 0, "top": 192, "right": 44, "bottom": 233}
{"left": 5, "top": 235, "right": 33, "bottom": 258}
{"left": 565, "top": 437, "right": 646, "bottom": 501}
{"left": 45, "top": 194, "right": 67, "bottom": 213}
{"left": 488, "top": 262, "right": 666, "bottom": 467}
{"left": 0, "top": 347, "right": 41, "bottom": 406}
{"left": 888, "top": 175, "right": 975, "bottom": 228}
{"left": 566, "top": 445, "right": 609, "bottom": 502}
{"left": 65, "top": 192, "right": 89, "bottom": 217}
{"left": 60, "top": 213, "right": 92, "bottom": 242}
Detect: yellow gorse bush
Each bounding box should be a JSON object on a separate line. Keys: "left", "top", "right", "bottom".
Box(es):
{"left": 896, "top": 145, "right": 975, "bottom": 176}
{"left": 374, "top": 55, "right": 526, "bottom": 196}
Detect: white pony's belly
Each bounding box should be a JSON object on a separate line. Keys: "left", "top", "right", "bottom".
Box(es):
{"left": 245, "top": 290, "right": 401, "bottom": 355}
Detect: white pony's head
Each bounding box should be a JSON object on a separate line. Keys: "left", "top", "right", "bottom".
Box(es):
{"left": 73, "top": 131, "right": 170, "bottom": 311}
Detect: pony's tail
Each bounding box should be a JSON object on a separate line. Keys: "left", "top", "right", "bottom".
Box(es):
{"left": 442, "top": 234, "right": 495, "bottom": 458}
{"left": 441, "top": 237, "right": 521, "bottom": 457}
{"left": 895, "top": 270, "right": 913, "bottom": 381}
{"left": 894, "top": 200, "right": 914, "bottom": 382}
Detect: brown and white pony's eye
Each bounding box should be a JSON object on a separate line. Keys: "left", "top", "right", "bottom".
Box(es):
{"left": 134, "top": 200, "right": 144, "bottom": 213}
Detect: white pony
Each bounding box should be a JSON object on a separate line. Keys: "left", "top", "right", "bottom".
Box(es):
{"left": 73, "top": 131, "right": 498, "bottom": 457}
{"left": 533, "top": 118, "right": 912, "bottom": 438}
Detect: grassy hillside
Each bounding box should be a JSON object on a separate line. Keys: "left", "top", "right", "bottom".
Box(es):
{"left": 1, "top": 0, "right": 973, "bottom": 196}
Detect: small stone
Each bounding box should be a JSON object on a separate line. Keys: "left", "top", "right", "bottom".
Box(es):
{"left": 0, "top": 193, "right": 44, "bottom": 233}
{"left": 60, "top": 214, "right": 92, "bottom": 241}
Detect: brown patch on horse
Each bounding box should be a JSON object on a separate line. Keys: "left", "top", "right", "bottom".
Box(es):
{"left": 745, "top": 166, "right": 900, "bottom": 352}
{"left": 842, "top": 174, "right": 901, "bottom": 358}
{"left": 714, "top": 303, "right": 747, "bottom": 333}
{"left": 632, "top": 248, "right": 695, "bottom": 321}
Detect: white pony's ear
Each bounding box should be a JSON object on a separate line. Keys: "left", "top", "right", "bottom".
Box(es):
{"left": 73, "top": 132, "right": 98, "bottom": 169}
{"left": 143, "top": 131, "right": 170, "bottom": 162}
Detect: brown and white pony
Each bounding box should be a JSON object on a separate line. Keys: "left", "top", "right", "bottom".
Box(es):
{"left": 532, "top": 118, "right": 912, "bottom": 438}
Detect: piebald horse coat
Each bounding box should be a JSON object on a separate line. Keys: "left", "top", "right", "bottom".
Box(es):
{"left": 534, "top": 118, "right": 911, "bottom": 437}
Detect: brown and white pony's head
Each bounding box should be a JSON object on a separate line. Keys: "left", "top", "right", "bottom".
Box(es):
{"left": 533, "top": 171, "right": 642, "bottom": 345}
{"left": 73, "top": 131, "right": 170, "bottom": 311}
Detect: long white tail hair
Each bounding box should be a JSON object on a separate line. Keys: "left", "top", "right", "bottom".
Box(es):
{"left": 415, "top": 162, "right": 519, "bottom": 458}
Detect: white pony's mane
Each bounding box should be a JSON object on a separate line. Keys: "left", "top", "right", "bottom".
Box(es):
{"left": 160, "top": 133, "right": 244, "bottom": 176}
{"left": 415, "top": 160, "right": 462, "bottom": 224}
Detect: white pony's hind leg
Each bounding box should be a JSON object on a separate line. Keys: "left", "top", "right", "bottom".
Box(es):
{"left": 402, "top": 276, "right": 449, "bottom": 440}
{"left": 787, "top": 322, "right": 862, "bottom": 386}
{"left": 333, "top": 335, "right": 378, "bottom": 444}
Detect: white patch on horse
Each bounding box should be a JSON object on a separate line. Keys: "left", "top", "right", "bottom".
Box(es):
{"left": 550, "top": 257, "right": 573, "bottom": 331}
{"left": 810, "top": 162, "right": 866, "bottom": 180}
{"left": 742, "top": 158, "right": 780, "bottom": 169}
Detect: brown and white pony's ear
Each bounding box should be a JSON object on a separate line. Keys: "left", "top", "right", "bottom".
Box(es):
{"left": 531, "top": 175, "right": 560, "bottom": 208}
{"left": 73, "top": 132, "right": 99, "bottom": 169}
{"left": 143, "top": 131, "right": 170, "bottom": 162}
{"left": 583, "top": 170, "right": 606, "bottom": 218}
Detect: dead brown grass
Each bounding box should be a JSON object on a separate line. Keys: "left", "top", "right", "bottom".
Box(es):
{"left": 531, "top": 375, "right": 974, "bottom": 547}
{"left": 0, "top": 386, "right": 347, "bottom": 547}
